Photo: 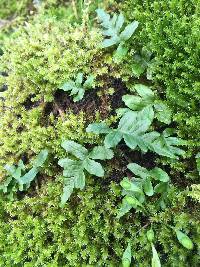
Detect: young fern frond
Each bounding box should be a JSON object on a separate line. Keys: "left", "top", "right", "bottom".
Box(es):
{"left": 0, "top": 150, "right": 48, "bottom": 200}
{"left": 87, "top": 106, "right": 185, "bottom": 158}
{"left": 59, "top": 72, "right": 95, "bottom": 102}
{"left": 146, "top": 229, "right": 161, "bottom": 267}
{"left": 121, "top": 84, "right": 172, "bottom": 124}
{"left": 122, "top": 243, "right": 132, "bottom": 267}
{"left": 58, "top": 140, "right": 113, "bottom": 206}
{"left": 96, "top": 8, "right": 139, "bottom": 62}
{"left": 96, "top": 8, "right": 138, "bottom": 48}
{"left": 118, "top": 163, "right": 170, "bottom": 218}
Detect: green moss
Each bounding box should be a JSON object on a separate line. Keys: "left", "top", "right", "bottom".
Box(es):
{"left": 121, "top": 0, "right": 200, "bottom": 176}
{"left": 0, "top": 2, "right": 199, "bottom": 266}
{"left": 0, "top": 16, "right": 104, "bottom": 103}
{"left": 0, "top": 12, "right": 121, "bottom": 176}
{"left": 0, "top": 105, "right": 101, "bottom": 176}
{"left": 0, "top": 180, "right": 199, "bottom": 266}
{"left": 188, "top": 184, "right": 200, "bottom": 203}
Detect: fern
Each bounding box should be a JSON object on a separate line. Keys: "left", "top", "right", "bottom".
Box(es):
{"left": 122, "top": 243, "right": 132, "bottom": 267}
{"left": 96, "top": 8, "right": 138, "bottom": 48}
{"left": 132, "top": 48, "right": 153, "bottom": 77}
{"left": 96, "top": 9, "right": 138, "bottom": 61}
{"left": 0, "top": 150, "right": 48, "bottom": 200}
{"left": 87, "top": 107, "right": 185, "bottom": 158}
{"left": 121, "top": 84, "right": 172, "bottom": 124}
{"left": 59, "top": 72, "right": 95, "bottom": 102}
{"left": 146, "top": 229, "right": 162, "bottom": 267}
{"left": 117, "top": 163, "right": 170, "bottom": 218}
{"left": 151, "top": 243, "right": 161, "bottom": 267}
{"left": 87, "top": 107, "right": 154, "bottom": 148}
{"left": 175, "top": 229, "right": 194, "bottom": 250}
{"left": 58, "top": 140, "right": 113, "bottom": 206}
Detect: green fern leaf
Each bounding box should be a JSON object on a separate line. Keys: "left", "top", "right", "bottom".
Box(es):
{"left": 59, "top": 73, "right": 95, "bottom": 102}
{"left": 96, "top": 8, "right": 138, "bottom": 49}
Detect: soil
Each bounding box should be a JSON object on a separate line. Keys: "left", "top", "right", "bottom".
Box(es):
{"left": 110, "top": 79, "right": 127, "bottom": 112}
{"left": 52, "top": 78, "right": 127, "bottom": 121}
{"left": 53, "top": 88, "right": 102, "bottom": 119}
{"left": 23, "top": 95, "right": 41, "bottom": 110}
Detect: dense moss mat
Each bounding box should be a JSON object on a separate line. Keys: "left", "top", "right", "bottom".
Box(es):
{"left": 0, "top": 179, "right": 199, "bottom": 266}
{"left": 121, "top": 0, "right": 200, "bottom": 177}
{"left": 0, "top": 14, "right": 103, "bottom": 173}
{"left": 0, "top": 0, "right": 199, "bottom": 266}
{"left": 0, "top": 9, "right": 125, "bottom": 173}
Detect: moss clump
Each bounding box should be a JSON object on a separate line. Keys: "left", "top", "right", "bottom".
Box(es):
{"left": 0, "top": 16, "right": 103, "bottom": 103}
{"left": 0, "top": 13, "right": 108, "bottom": 174}
{"left": 0, "top": 179, "right": 199, "bottom": 266}
{"left": 121, "top": 0, "right": 200, "bottom": 175}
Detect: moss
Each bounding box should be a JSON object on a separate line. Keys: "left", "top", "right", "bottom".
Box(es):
{"left": 0, "top": 2, "right": 199, "bottom": 266}
{"left": 0, "top": 12, "right": 121, "bottom": 176}
{"left": 0, "top": 16, "right": 103, "bottom": 103}
{"left": 121, "top": 0, "right": 200, "bottom": 177}
{"left": 0, "top": 179, "right": 199, "bottom": 266}
{"left": 188, "top": 184, "right": 200, "bottom": 203}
